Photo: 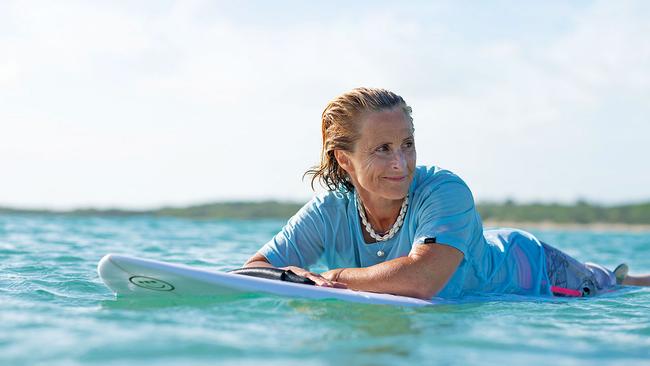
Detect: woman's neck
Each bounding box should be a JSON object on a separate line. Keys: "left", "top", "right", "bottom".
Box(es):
{"left": 356, "top": 190, "right": 404, "bottom": 233}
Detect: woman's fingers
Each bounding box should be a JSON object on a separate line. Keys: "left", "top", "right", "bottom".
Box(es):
{"left": 282, "top": 266, "right": 347, "bottom": 288}
{"left": 308, "top": 274, "right": 348, "bottom": 289}
{"left": 302, "top": 271, "right": 336, "bottom": 287}
{"left": 308, "top": 274, "right": 334, "bottom": 287}
{"left": 320, "top": 268, "right": 348, "bottom": 289}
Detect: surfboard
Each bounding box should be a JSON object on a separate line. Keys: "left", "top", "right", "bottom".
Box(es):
{"left": 97, "top": 254, "right": 440, "bottom": 307}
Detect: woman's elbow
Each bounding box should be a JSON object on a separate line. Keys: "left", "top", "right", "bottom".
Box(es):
{"left": 395, "top": 277, "right": 443, "bottom": 300}
{"left": 243, "top": 253, "right": 272, "bottom": 268}
{"left": 410, "top": 284, "right": 442, "bottom": 300}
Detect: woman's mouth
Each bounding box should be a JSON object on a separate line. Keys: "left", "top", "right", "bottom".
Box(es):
{"left": 383, "top": 175, "right": 406, "bottom": 182}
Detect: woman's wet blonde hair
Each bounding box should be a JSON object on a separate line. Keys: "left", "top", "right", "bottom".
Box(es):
{"left": 304, "top": 87, "right": 413, "bottom": 192}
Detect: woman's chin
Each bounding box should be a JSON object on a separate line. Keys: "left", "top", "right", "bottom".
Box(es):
{"left": 379, "top": 188, "right": 410, "bottom": 201}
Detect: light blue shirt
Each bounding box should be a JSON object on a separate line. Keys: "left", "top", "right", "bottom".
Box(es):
{"left": 260, "top": 166, "right": 552, "bottom": 298}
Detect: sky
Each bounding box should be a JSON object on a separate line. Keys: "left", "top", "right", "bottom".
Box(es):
{"left": 1, "top": 0, "right": 649, "bottom": 209}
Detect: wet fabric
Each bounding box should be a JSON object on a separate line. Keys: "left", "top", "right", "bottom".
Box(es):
{"left": 542, "top": 242, "right": 617, "bottom": 296}
{"left": 259, "top": 166, "right": 552, "bottom": 298}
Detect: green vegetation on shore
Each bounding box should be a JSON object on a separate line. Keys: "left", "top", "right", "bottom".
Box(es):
{"left": 478, "top": 200, "right": 650, "bottom": 225}
{"left": 0, "top": 201, "right": 303, "bottom": 220}
{"left": 1, "top": 200, "right": 649, "bottom": 225}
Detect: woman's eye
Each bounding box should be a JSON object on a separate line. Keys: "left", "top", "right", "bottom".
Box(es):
{"left": 376, "top": 145, "right": 390, "bottom": 153}
{"left": 404, "top": 141, "right": 414, "bottom": 148}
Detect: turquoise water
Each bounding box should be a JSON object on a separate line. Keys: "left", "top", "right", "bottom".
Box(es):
{"left": 2, "top": 214, "right": 650, "bottom": 366}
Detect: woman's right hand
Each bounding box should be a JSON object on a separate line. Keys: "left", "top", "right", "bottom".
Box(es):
{"left": 244, "top": 252, "right": 347, "bottom": 288}
{"left": 281, "top": 266, "right": 347, "bottom": 289}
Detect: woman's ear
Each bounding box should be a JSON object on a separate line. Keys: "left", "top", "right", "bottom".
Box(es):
{"left": 334, "top": 150, "right": 352, "bottom": 172}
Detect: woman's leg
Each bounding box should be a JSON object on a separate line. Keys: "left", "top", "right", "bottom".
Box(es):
{"left": 619, "top": 266, "right": 650, "bottom": 286}
{"left": 622, "top": 275, "right": 650, "bottom": 286}
{"left": 611, "top": 263, "right": 650, "bottom": 286}
{"left": 541, "top": 242, "right": 616, "bottom": 296}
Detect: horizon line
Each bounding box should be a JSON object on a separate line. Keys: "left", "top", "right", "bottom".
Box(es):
{"left": 2, "top": 197, "right": 649, "bottom": 213}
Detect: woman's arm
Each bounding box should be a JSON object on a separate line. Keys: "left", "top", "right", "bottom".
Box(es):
{"left": 243, "top": 252, "right": 276, "bottom": 268}
{"left": 243, "top": 252, "right": 347, "bottom": 288}
{"left": 321, "top": 243, "right": 462, "bottom": 299}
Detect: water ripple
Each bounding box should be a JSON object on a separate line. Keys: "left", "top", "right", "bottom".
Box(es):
{"left": 2, "top": 214, "right": 650, "bottom": 365}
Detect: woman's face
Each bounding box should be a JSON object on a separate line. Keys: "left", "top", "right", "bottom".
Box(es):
{"left": 336, "top": 107, "right": 416, "bottom": 201}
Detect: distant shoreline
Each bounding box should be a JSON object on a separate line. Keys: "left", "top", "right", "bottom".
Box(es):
{"left": 482, "top": 221, "right": 650, "bottom": 233}
{"left": 1, "top": 200, "right": 649, "bottom": 231}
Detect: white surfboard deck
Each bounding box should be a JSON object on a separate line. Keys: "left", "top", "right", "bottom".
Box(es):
{"left": 98, "top": 254, "right": 440, "bottom": 307}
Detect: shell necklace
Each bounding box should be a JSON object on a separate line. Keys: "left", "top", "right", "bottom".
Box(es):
{"left": 356, "top": 192, "right": 409, "bottom": 257}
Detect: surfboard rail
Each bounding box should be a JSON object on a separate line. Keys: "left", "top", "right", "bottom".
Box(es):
{"left": 98, "top": 253, "right": 439, "bottom": 307}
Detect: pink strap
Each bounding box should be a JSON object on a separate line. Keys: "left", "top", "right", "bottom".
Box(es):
{"left": 551, "top": 286, "right": 582, "bottom": 297}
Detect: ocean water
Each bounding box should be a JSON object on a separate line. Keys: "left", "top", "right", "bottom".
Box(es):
{"left": 2, "top": 214, "right": 650, "bottom": 366}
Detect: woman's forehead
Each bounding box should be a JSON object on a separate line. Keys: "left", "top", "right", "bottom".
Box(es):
{"left": 358, "top": 109, "right": 414, "bottom": 140}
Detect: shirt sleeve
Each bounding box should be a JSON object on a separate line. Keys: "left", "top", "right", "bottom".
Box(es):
{"left": 258, "top": 199, "right": 325, "bottom": 269}
{"left": 412, "top": 181, "right": 478, "bottom": 257}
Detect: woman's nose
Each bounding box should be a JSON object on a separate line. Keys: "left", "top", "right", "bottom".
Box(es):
{"left": 391, "top": 150, "right": 406, "bottom": 170}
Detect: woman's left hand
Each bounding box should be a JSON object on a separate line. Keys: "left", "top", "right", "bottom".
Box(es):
{"left": 319, "top": 244, "right": 463, "bottom": 299}
{"left": 321, "top": 268, "right": 345, "bottom": 284}
{"left": 282, "top": 266, "right": 348, "bottom": 289}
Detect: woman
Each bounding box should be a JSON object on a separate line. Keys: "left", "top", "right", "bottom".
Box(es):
{"left": 244, "top": 87, "right": 649, "bottom": 300}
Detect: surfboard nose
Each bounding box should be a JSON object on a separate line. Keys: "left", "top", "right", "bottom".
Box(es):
{"left": 97, "top": 253, "right": 132, "bottom": 295}
{"left": 97, "top": 253, "right": 114, "bottom": 278}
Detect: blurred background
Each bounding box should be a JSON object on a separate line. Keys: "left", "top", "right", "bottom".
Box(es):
{"left": 1, "top": 0, "right": 648, "bottom": 217}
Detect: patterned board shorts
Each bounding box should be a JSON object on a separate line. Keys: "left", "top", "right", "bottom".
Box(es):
{"left": 542, "top": 242, "right": 617, "bottom": 296}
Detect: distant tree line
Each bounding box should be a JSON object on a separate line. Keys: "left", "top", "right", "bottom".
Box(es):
{"left": 477, "top": 200, "right": 650, "bottom": 225}
{"left": 1, "top": 200, "right": 649, "bottom": 224}
{"left": 0, "top": 201, "right": 303, "bottom": 220}
{"left": 153, "top": 201, "right": 303, "bottom": 219}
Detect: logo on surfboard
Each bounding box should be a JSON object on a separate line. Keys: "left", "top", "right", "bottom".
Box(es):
{"left": 129, "top": 276, "right": 175, "bottom": 291}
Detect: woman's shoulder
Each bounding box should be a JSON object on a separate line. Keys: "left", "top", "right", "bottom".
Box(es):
{"left": 412, "top": 165, "right": 471, "bottom": 192}
{"left": 297, "top": 189, "right": 352, "bottom": 218}
{"left": 410, "top": 165, "right": 476, "bottom": 210}
{"left": 310, "top": 189, "right": 352, "bottom": 206}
